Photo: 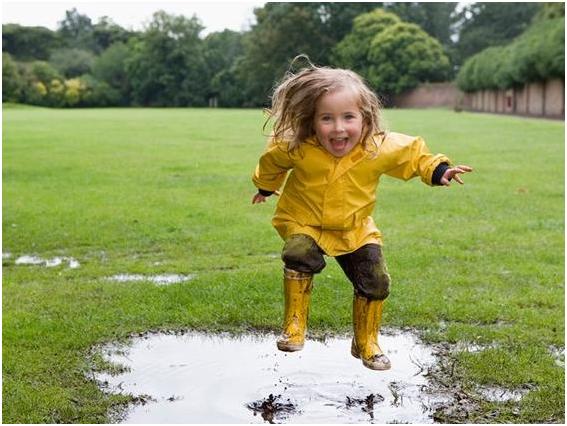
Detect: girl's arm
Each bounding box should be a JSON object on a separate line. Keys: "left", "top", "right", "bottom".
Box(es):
{"left": 251, "top": 141, "right": 293, "bottom": 202}
{"left": 382, "top": 133, "right": 471, "bottom": 186}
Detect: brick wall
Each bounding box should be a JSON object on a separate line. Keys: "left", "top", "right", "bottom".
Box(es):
{"left": 395, "top": 79, "right": 564, "bottom": 119}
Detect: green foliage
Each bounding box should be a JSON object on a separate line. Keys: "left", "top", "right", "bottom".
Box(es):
{"left": 235, "top": 3, "right": 333, "bottom": 106}
{"left": 79, "top": 74, "right": 122, "bottom": 107}
{"left": 2, "top": 53, "right": 24, "bottom": 102}
{"left": 28, "top": 61, "right": 62, "bottom": 84}
{"left": 235, "top": 3, "right": 377, "bottom": 106}
{"left": 92, "top": 42, "right": 132, "bottom": 105}
{"left": 385, "top": 2, "right": 457, "bottom": 48}
{"left": 4, "top": 3, "right": 557, "bottom": 108}
{"left": 126, "top": 11, "right": 208, "bottom": 106}
{"left": 453, "top": 2, "right": 541, "bottom": 66}
{"left": 533, "top": 2, "right": 565, "bottom": 21}
{"left": 57, "top": 8, "right": 96, "bottom": 51}
{"left": 457, "top": 17, "right": 565, "bottom": 91}
{"left": 203, "top": 30, "right": 245, "bottom": 106}
{"left": 49, "top": 48, "right": 96, "bottom": 78}
{"left": 91, "top": 17, "right": 135, "bottom": 53}
{"left": 367, "top": 22, "right": 451, "bottom": 97}
{"left": 332, "top": 9, "right": 401, "bottom": 72}
{"left": 2, "top": 23, "right": 63, "bottom": 61}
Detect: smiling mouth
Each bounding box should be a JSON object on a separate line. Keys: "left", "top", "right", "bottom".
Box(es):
{"left": 331, "top": 137, "right": 349, "bottom": 150}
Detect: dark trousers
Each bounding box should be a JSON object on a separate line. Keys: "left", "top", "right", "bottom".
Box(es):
{"left": 281, "top": 234, "right": 390, "bottom": 301}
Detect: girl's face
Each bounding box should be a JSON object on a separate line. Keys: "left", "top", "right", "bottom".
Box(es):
{"left": 313, "top": 88, "right": 363, "bottom": 158}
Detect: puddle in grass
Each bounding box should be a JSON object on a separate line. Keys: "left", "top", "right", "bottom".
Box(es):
{"left": 93, "top": 330, "right": 453, "bottom": 423}
{"left": 476, "top": 386, "right": 530, "bottom": 403}
{"left": 106, "top": 274, "right": 195, "bottom": 286}
{"left": 14, "top": 255, "right": 80, "bottom": 268}
{"left": 548, "top": 345, "right": 565, "bottom": 368}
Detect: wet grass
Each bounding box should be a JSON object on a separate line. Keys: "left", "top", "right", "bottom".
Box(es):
{"left": 3, "top": 106, "right": 564, "bottom": 423}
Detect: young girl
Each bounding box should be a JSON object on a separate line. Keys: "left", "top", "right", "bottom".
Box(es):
{"left": 251, "top": 60, "right": 472, "bottom": 371}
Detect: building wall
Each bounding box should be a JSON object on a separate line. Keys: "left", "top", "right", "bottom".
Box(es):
{"left": 392, "top": 82, "right": 459, "bottom": 108}
{"left": 394, "top": 79, "right": 564, "bottom": 119}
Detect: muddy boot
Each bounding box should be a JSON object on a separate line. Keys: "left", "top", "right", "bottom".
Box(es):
{"left": 276, "top": 267, "right": 313, "bottom": 352}
{"left": 351, "top": 294, "right": 391, "bottom": 370}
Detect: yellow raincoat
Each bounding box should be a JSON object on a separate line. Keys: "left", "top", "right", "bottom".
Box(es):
{"left": 252, "top": 132, "right": 451, "bottom": 256}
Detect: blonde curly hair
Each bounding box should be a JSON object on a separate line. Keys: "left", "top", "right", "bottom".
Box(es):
{"left": 264, "top": 55, "right": 385, "bottom": 152}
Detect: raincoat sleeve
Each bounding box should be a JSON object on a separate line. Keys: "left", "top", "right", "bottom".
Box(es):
{"left": 252, "top": 141, "right": 294, "bottom": 192}
{"left": 382, "top": 133, "right": 451, "bottom": 186}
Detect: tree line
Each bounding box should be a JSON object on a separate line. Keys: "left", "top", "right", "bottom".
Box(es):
{"left": 456, "top": 3, "right": 564, "bottom": 92}
{"left": 2, "top": 2, "right": 546, "bottom": 108}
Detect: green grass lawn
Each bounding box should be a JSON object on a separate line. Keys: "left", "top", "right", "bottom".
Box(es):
{"left": 2, "top": 106, "right": 564, "bottom": 423}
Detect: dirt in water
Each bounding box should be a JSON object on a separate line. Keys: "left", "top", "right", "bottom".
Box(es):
{"left": 91, "top": 330, "right": 466, "bottom": 423}
{"left": 247, "top": 393, "right": 298, "bottom": 423}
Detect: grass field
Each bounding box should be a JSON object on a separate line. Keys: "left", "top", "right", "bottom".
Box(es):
{"left": 2, "top": 105, "right": 564, "bottom": 423}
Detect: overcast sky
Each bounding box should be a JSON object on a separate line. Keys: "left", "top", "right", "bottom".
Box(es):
{"left": 2, "top": 0, "right": 267, "bottom": 35}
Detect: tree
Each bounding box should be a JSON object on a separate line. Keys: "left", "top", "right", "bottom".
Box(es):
{"left": 126, "top": 11, "right": 208, "bottom": 106}
{"left": 456, "top": 17, "right": 564, "bottom": 92}
{"left": 453, "top": 2, "right": 541, "bottom": 66}
{"left": 332, "top": 9, "right": 401, "bottom": 73}
{"left": 533, "top": 2, "right": 565, "bottom": 21}
{"left": 28, "top": 61, "right": 62, "bottom": 84}
{"left": 385, "top": 2, "right": 457, "bottom": 48}
{"left": 367, "top": 22, "right": 451, "bottom": 101}
{"left": 49, "top": 48, "right": 96, "bottom": 78}
{"left": 203, "top": 30, "right": 245, "bottom": 106}
{"left": 235, "top": 2, "right": 378, "bottom": 106}
{"left": 91, "top": 17, "right": 135, "bottom": 53}
{"left": 2, "top": 24, "right": 63, "bottom": 60}
{"left": 236, "top": 3, "right": 330, "bottom": 106}
{"left": 2, "top": 53, "right": 24, "bottom": 102}
{"left": 57, "top": 8, "right": 96, "bottom": 51}
{"left": 92, "top": 42, "right": 132, "bottom": 104}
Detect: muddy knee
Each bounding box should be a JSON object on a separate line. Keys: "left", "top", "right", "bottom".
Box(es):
{"left": 357, "top": 269, "right": 390, "bottom": 300}
{"left": 281, "top": 234, "right": 326, "bottom": 274}
{"left": 337, "top": 244, "right": 390, "bottom": 300}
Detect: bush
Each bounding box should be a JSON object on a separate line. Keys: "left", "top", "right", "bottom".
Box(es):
{"left": 2, "top": 53, "right": 24, "bottom": 102}
{"left": 457, "top": 17, "right": 564, "bottom": 91}
{"left": 367, "top": 22, "right": 450, "bottom": 96}
{"left": 49, "top": 48, "right": 95, "bottom": 78}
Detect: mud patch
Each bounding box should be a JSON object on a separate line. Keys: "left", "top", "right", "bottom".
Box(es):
{"left": 15, "top": 254, "right": 80, "bottom": 268}
{"left": 106, "top": 274, "right": 195, "bottom": 285}
{"left": 247, "top": 393, "right": 298, "bottom": 423}
{"left": 91, "top": 330, "right": 454, "bottom": 423}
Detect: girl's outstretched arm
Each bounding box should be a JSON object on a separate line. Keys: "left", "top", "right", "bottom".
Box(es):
{"left": 440, "top": 165, "right": 473, "bottom": 186}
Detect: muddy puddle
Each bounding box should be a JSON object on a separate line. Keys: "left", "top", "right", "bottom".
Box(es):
{"left": 14, "top": 254, "right": 80, "bottom": 268}
{"left": 93, "top": 331, "right": 455, "bottom": 423}
{"left": 106, "top": 274, "right": 195, "bottom": 286}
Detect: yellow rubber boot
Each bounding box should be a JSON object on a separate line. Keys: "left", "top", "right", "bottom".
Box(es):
{"left": 351, "top": 294, "right": 391, "bottom": 370}
{"left": 276, "top": 268, "right": 313, "bottom": 352}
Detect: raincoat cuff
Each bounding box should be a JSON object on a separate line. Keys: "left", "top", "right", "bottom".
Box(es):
{"left": 258, "top": 189, "right": 274, "bottom": 196}
{"left": 432, "top": 162, "right": 450, "bottom": 186}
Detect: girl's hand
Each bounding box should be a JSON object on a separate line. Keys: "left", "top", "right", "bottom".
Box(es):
{"left": 252, "top": 192, "right": 268, "bottom": 204}
{"left": 252, "top": 190, "right": 280, "bottom": 204}
{"left": 441, "top": 165, "right": 473, "bottom": 186}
